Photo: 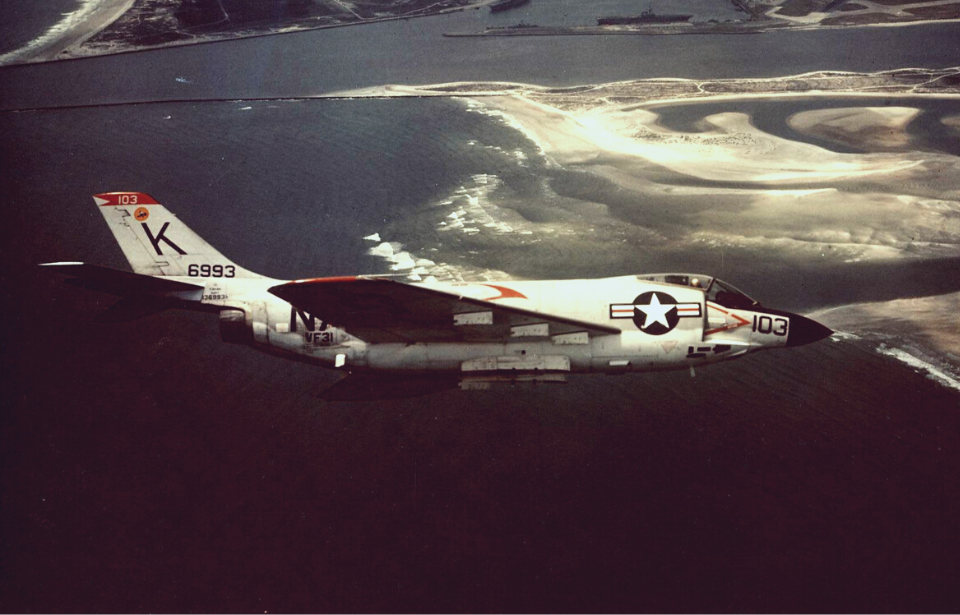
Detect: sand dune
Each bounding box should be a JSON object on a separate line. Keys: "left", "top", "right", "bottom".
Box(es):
{"left": 787, "top": 106, "right": 922, "bottom": 150}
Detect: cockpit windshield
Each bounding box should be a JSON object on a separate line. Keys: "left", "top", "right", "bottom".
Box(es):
{"left": 706, "top": 278, "right": 759, "bottom": 309}
{"left": 636, "top": 273, "right": 712, "bottom": 289}
{"left": 636, "top": 273, "right": 759, "bottom": 309}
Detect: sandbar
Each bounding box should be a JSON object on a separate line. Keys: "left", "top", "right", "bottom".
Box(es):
{"left": 484, "top": 94, "right": 922, "bottom": 184}
{"left": 787, "top": 106, "right": 922, "bottom": 150}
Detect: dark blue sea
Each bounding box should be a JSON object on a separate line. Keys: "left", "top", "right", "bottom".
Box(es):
{"left": 1, "top": 6, "right": 960, "bottom": 612}
{"left": 2, "top": 11, "right": 960, "bottom": 109}
{"left": 0, "top": 0, "right": 81, "bottom": 56}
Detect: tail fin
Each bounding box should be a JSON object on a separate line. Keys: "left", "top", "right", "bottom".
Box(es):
{"left": 95, "top": 192, "right": 260, "bottom": 278}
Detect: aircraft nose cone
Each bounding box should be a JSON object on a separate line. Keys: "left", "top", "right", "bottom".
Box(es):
{"left": 785, "top": 313, "right": 833, "bottom": 347}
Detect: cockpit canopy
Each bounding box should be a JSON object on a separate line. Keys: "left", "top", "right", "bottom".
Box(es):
{"left": 636, "top": 273, "right": 759, "bottom": 310}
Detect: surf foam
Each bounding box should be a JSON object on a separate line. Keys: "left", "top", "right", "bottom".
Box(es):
{"left": 876, "top": 345, "right": 960, "bottom": 393}
{"left": 0, "top": 0, "right": 122, "bottom": 65}
{"left": 364, "top": 236, "right": 511, "bottom": 284}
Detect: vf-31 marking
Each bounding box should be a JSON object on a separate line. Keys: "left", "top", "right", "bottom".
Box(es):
{"left": 43, "top": 192, "right": 833, "bottom": 400}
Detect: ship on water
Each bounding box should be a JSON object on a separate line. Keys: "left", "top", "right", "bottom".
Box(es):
{"left": 490, "top": 0, "right": 531, "bottom": 13}
{"left": 597, "top": 8, "right": 692, "bottom": 25}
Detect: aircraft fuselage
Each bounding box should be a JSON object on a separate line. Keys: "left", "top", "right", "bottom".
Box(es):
{"left": 45, "top": 193, "right": 832, "bottom": 393}
{"left": 194, "top": 273, "right": 828, "bottom": 376}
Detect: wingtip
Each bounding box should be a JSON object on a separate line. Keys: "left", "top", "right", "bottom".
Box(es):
{"left": 39, "top": 261, "right": 86, "bottom": 273}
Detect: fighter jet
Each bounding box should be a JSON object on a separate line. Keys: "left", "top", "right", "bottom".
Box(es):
{"left": 42, "top": 192, "right": 832, "bottom": 399}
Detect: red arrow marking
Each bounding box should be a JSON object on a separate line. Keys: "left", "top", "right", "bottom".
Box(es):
{"left": 705, "top": 303, "right": 750, "bottom": 336}
{"left": 481, "top": 284, "right": 528, "bottom": 301}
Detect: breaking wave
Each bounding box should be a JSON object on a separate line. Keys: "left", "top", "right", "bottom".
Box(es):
{"left": 876, "top": 345, "right": 960, "bottom": 393}
{"left": 363, "top": 234, "right": 511, "bottom": 284}
{"left": 435, "top": 173, "right": 520, "bottom": 236}
{"left": 0, "top": 0, "right": 96, "bottom": 65}
{"left": 461, "top": 98, "right": 552, "bottom": 165}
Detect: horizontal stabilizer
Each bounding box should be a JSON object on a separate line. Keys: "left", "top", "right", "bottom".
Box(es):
{"left": 41, "top": 262, "right": 203, "bottom": 298}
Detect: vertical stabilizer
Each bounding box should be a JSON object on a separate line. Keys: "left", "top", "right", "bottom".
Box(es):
{"left": 94, "top": 192, "right": 260, "bottom": 278}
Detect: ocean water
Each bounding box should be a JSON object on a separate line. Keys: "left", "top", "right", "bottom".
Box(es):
{"left": 2, "top": 14, "right": 960, "bottom": 613}
{"left": 0, "top": 0, "right": 81, "bottom": 56}
{"left": 0, "top": 0, "right": 742, "bottom": 62}
{"left": 6, "top": 96, "right": 955, "bottom": 308}
{"left": 2, "top": 16, "right": 960, "bottom": 110}
{"left": 3, "top": 206, "right": 960, "bottom": 613}
{"left": 0, "top": 98, "right": 540, "bottom": 279}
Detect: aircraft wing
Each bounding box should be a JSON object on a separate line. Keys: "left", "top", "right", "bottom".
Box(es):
{"left": 41, "top": 262, "right": 205, "bottom": 322}
{"left": 40, "top": 262, "right": 203, "bottom": 296}
{"left": 269, "top": 277, "right": 619, "bottom": 344}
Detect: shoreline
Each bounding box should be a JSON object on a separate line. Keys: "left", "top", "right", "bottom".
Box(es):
{"left": 7, "top": 81, "right": 959, "bottom": 115}
{"left": 329, "top": 85, "right": 960, "bottom": 104}
{"left": 4, "top": 67, "right": 958, "bottom": 113}
{"left": 812, "top": 291, "right": 960, "bottom": 387}
{"left": 0, "top": 0, "right": 497, "bottom": 68}
{"left": 0, "top": 0, "right": 135, "bottom": 65}
{"left": 443, "top": 16, "right": 960, "bottom": 38}
{"left": 3, "top": 5, "right": 960, "bottom": 68}
{"left": 324, "top": 66, "right": 960, "bottom": 106}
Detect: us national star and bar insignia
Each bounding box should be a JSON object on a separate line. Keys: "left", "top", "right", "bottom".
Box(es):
{"left": 609, "top": 291, "right": 702, "bottom": 335}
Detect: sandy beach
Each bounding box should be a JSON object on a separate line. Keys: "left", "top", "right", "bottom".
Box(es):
{"left": 812, "top": 291, "right": 960, "bottom": 388}
{"left": 330, "top": 70, "right": 960, "bottom": 192}
{"left": 333, "top": 66, "right": 960, "bottom": 100}
{"left": 814, "top": 291, "right": 960, "bottom": 356}
{"left": 0, "top": 0, "right": 134, "bottom": 65}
